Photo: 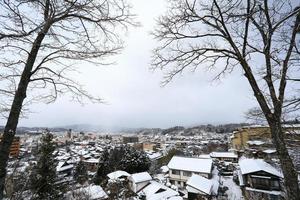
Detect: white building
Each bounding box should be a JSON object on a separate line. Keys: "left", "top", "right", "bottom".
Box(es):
{"left": 167, "top": 156, "right": 213, "bottom": 187}
{"left": 128, "top": 172, "right": 152, "bottom": 193}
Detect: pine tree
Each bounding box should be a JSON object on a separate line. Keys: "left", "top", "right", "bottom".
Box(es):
{"left": 94, "top": 148, "right": 110, "bottom": 185}
{"left": 119, "top": 145, "right": 151, "bottom": 174}
{"left": 29, "top": 131, "right": 61, "bottom": 199}
{"left": 73, "top": 160, "right": 88, "bottom": 185}
{"left": 94, "top": 146, "right": 151, "bottom": 184}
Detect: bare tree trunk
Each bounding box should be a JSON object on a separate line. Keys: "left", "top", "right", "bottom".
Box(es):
{"left": 268, "top": 119, "right": 300, "bottom": 200}
{"left": 0, "top": 26, "right": 49, "bottom": 199}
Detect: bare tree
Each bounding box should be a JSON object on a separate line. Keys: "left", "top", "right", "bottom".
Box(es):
{"left": 152, "top": 0, "right": 300, "bottom": 199}
{"left": 0, "top": 0, "right": 136, "bottom": 198}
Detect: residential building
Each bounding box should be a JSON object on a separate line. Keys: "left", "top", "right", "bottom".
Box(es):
{"left": 128, "top": 172, "right": 152, "bottom": 193}
{"left": 238, "top": 159, "right": 283, "bottom": 199}
{"left": 0, "top": 135, "right": 20, "bottom": 158}
{"left": 167, "top": 156, "right": 213, "bottom": 187}
{"left": 231, "top": 125, "right": 300, "bottom": 150}
{"left": 107, "top": 170, "right": 130, "bottom": 180}
{"left": 210, "top": 152, "right": 238, "bottom": 163}
{"left": 134, "top": 142, "right": 155, "bottom": 151}
{"left": 83, "top": 158, "right": 99, "bottom": 172}
{"left": 137, "top": 181, "right": 182, "bottom": 200}
{"left": 123, "top": 136, "right": 139, "bottom": 144}
{"left": 56, "top": 161, "right": 74, "bottom": 175}
{"left": 186, "top": 174, "right": 218, "bottom": 200}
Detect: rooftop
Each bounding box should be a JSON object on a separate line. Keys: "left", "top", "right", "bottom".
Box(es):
{"left": 168, "top": 156, "right": 213, "bottom": 174}
{"left": 130, "top": 172, "right": 152, "bottom": 183}
{"left": 210, "top": 152, "right": 238, "bottom": 158}
{"left": 239, "top": 159, "right": 283, "bottom": 178}
{"left": 138, "top": 181, "right": 181, "bottom": 200}
{"left": 186, "top": 174, "right": 213, "bottom": 195}
{"left": 107, "top": 170, "right": 130, "bottom": 180}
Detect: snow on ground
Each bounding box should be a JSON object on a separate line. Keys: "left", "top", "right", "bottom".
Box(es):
{"left": 221, "top": 176, "right": 243, "bottom": 200}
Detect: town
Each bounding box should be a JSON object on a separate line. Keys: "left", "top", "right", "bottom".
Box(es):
{"left": 2, "top": 123, "right": 299, "bottom": 199}
{"left": 0, "top": 0, "right": 299, "bottom": 199}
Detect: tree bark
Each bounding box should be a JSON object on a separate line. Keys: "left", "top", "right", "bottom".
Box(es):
{"left": 268, "top": 119, "right": 300, "bottom": 200}
{"left": 0, "top": 24, "right": 50, "bottom": 199}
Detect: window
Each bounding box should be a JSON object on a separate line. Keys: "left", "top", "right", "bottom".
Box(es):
{"left": 251, "top": 177, "right": 270, "bottom": 189}
{"left": 172, "top": 170, "right": 180, "bottom": 175}
{"left": 183, "top": 171, "right": 192, "bottom": 177}
{"left": 271, "top": 180, "right": 280, "bottom": 189}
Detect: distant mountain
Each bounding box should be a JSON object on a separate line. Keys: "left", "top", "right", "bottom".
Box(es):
{"left": 53, "top": 124, "right": 141, "bottom": 133}
{"left": 0, "top": 126, "right": 68, "bottom": 135}
{"left": 0, "top": 122, "right": 251, "bottom": 135}
{"left": 155, "top": 123, "right": 251, "bottom": 136}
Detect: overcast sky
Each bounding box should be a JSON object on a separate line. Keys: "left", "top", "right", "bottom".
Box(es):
{"left": 2, "top": 0, "right": 258, "bottom": 129}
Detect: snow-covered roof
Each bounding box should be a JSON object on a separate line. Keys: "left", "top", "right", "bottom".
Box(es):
{"left": 245, "top": 187, "right": 282, "bottom": 196}
{"left": 263, "top": 149, "right": 276, "bottom": 154}
{"left": 147, "top": 152, "right": 163, "bottom": 160}
{"left": 107, "top": 170, "right": 130, "bottom": 180}
{"left": 210, "top": 152, "right": 238, "bottom": 158}
{"left": 56, "top": 161, "right": 74, "bottom": 172}
{"left": 168, "top": 156, "right": 212, "bottom": 174}
{"left": 239, "top": 159, "right": 283, "bottom": 178}
{"left": 68, "top": 185, "right": 108, "bottom": 200}
{"left": 84, "top": 158, "right": 99, "bottom": 163}
{"left": 198, "top": 154, "right": 211, "bottom": 159}
{"left": 130, "top": 172, "right": 152, "bottom": 183}
{"left": 186, "top": 174, "right": 213, "bottom": 195}
{"left": 247, "top": 140, "right": 265, "bottom": 146}
{"left": 138, "top": 181, "right": 182, "bottom": 200}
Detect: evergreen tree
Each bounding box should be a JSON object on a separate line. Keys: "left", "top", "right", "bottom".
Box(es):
{"left": 119, "top": 146, "right": 151, "bottom": 174}
{"left": 29, "top": 131, "right": 61, "bottom": 199}
{"left": 94, "top": 146, "right": 151, "bottom": 185}
{"left": 73, "top": 160, "right": 88, "bottom": 185}
{"left": 94, "top": 148, "right": 110, "bottom": 185}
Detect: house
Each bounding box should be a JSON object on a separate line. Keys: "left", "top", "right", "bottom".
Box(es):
{"left": 128, "top": 172, "right": 152, "bottom": 193}
{"left": 56, "top": 161, "right": 74, "bottom": 175}
{"left": 83, "top": 158, "right": 99, "bottom": 172}
{"left": 186, "top": 174, "right": 219, "bottom": 200}
{"left": 167, "top": 156, "right": 213, "bottom": 188}
{"left": 107, "top": 170, "right": 130, "bottom": 180}
{"left": 146, "top": 151, "right": 163, "bottom": 161}
{"left": 261, "top": 149, "right": 277, "bottom": 159}
{"left": 123, "top": 136, "right": 139, "bottom": 144}
{"left": 238, "top": 159, "right": 283, "bottom": 199}
{"left": 138, "top": 181, "right": 183, "bottom": 200}
{"left": 210, "top": 152, "right": 238, "bottom": 163}
{"left": 134, "top": 142, "right": 155, "bottom": 151}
